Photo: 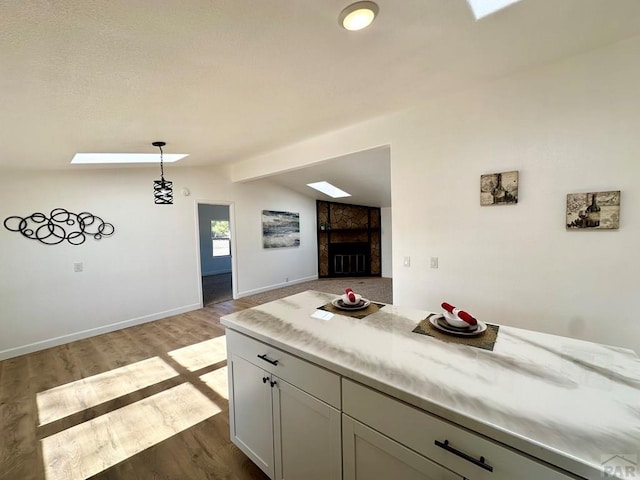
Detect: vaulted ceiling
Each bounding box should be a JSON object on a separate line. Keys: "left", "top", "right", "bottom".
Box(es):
{"left": 2, "top": 0, "right": 640, "bottom": 194}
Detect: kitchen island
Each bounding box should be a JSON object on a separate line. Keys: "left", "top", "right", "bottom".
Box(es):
{"left": 221, "top": 290, "right": 640, "bottom": 480}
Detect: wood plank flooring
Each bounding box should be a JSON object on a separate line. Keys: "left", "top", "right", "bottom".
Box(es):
{"left": 0, "top": 278, "right": 391, "bottom": 480}
{"left": 0, "top": 300, "right": 267, "bottom": 480}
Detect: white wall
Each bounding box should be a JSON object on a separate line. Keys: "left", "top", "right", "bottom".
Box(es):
{"left": 390, "top": 37, "right": 639, "bottom": 353}
{"left": 0, "top": 166, "right": 317, "bottom": 359}
{"left": 229, "top": 36, "right": 640, "bottom": 353}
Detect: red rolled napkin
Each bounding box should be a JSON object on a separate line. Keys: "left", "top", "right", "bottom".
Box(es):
{"left": 345, "top": 288, "right": 356, "bottom": 303}
{"left": 440, "top": 302, "right": 478, "bottom": 326}
{"left": 441, "top": 302, "right": 455, "bottom": 314}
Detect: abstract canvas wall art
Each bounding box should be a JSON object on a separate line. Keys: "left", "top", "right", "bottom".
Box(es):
{"left": 262, "top": 210, "right": 300, "bottom": 248}
{"left": 566, "top": 191, "right": 620, "bottom": 230}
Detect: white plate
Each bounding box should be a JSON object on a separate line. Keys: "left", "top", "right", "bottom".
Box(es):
{"left": 341, "top": 292, "right": 362, "bottom": 304}
{"left": 331, "top": 298, "right": 371, "bottom": 311}
{"left": 429, "top": 314, "right": 487, "bottom": 336}
{"left": 443, "top": 310, "right": 473, "bottom": 328}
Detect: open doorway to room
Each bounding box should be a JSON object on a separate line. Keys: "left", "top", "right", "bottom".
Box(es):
{"left": 197, "top": 203, "right": 234, "bottom": 306}
{"left": 266, "top": 145, "right": 392, "bottom": 279}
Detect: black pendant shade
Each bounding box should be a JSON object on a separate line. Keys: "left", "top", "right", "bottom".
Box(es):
{"left": 152, "top": 141, "right": 173, "bottom": 205}
{"left": 153, "top": 178, "right": 173, "bottom": 205}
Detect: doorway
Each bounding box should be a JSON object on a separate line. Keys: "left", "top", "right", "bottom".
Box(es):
{"left": 197, "top": 203, "right": 234, "bottom": 306}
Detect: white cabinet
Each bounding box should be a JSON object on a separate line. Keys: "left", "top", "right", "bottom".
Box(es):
{"left": 343, "top": 415, "right": 463, "bottom": 480}
{"left": 229, "top": 354, "right": 277, "bottom": 477}
{"left": 273, "top": 379, "right": 341, "bottom": 480}
{"left": 226, "top": 329, "right": 578, "bottom": 480}
{"left": 342, "top": 379, "right": 577, "bottom": 480}
{"left": 227, "top": 330, "right": 341, "bottom": 480}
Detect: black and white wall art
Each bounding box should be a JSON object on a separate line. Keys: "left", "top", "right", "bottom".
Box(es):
{"left": 262, "top": 210, "right": 300, "bottom": 248}
{"left": 566, "top": 191, "right": 620, "bottom": 230}
{"left": 480, "top": 171, "right": 519, "bottom": 206}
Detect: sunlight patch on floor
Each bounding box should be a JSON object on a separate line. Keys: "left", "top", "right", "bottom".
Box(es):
{"left": 200, "top": 365, "right": 229, "bottom": 400}
{"left": 168, "top": 336, "right": 227, "bottom": 372}
{"left": 41, "top": 382, "right": 221, "bottom": 480}
{"left": 37, "top": 356, "right": 179, "bottom": 426}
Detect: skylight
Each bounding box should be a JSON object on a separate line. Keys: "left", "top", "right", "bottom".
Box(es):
{"left": 466, "top": 0, "right": 523, "bottom": 20}
{"left": 71, "top": 153, "right": 189, "bottom": 164}
{"left": 307, "top": 181, "right": 351, "bottom": 198}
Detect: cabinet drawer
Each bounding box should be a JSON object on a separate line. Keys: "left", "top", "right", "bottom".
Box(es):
{"left": 227, "top": 330, "right": 340, "bottom": 408}
{"left": 342, "top": 379, "right": 576, "bottom": 480}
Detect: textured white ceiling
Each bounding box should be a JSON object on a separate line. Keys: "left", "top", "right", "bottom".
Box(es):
{"left": 2, "top": 0, "right": 640, "bottom": 177}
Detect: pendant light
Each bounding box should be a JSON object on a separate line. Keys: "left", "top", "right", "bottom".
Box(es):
{"left": 152, "top": 141, "right": 173, "bottom": 205}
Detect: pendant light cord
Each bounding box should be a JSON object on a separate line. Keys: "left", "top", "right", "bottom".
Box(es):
{"left": 158, "top": 144, "right": 165, "bottom": 180}
{"left": 151, "top": 140, "right": 172, "bottom": 205}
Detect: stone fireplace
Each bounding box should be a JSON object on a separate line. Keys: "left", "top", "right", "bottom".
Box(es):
{"left": 316, "top": 200, "right": 381, "bottom": 278}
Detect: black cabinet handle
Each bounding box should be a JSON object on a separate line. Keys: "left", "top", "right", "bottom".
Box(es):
{"left": 270, "top": 380, "right": 277, "bottom": 388}
{"left": 262, "top": 376, "right": 269, "bottom": 384}
{"left": 257, "top": 354, "right": 279, "bottom": 366}
{"left": 434, "top": 439, "right": 493, "bottom": 472}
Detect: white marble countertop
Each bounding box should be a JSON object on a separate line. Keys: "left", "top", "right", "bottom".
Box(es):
{"left": 221, "top": 291, "right": 640, "bottom": 480}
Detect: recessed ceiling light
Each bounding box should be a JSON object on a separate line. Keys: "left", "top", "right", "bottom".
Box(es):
{"left": 71, "top": 153, "right": 189, "bottom": 164}
{"left": 466, "top": 0, "right": 523, "bottom": 20}
{"left": 307, "top": 181, "right": 351, "bottom": 198}
{"left": 339, "top": 1, "right": 379, "bottom": 31}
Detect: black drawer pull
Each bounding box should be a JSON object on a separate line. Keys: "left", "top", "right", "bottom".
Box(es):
{"left": 257, "top": 354, "right": 279, "bottom": 366}
{"left": 435, "top": 439, "right": 493, "bottom": 472}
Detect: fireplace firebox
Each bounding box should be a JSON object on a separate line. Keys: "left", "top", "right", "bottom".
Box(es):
{"left": 329, "top": 242, "right": 369, "bottom": 277}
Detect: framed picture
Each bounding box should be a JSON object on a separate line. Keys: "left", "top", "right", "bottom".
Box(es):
{"left": 566, "top": 191, "right": 620, "bottom": 230}
{"left": 262, "top": 210, "right": 300, "bottom": 248}
{"left": 481, "top": 171, "right": 518, "bottom": 206}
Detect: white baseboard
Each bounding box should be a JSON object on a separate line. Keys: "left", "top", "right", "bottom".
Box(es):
{"left": 0, "top": 303, "right": 201, "bottom": 361}
{"left": 236, "top": 275, "right": 318, "bottom": 299}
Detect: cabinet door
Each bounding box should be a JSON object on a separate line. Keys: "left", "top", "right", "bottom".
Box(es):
{"left": 272, "top": 379, "right": 341, "bottom": 480}
{"left": 228, "top": 354, "right": 275, "bottom": 478}
{"left": 343, "top": 415, "right": 462, "bottom": 480}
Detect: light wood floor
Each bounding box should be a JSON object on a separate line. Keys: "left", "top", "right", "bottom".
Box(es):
{"left": 1, "top": 278, "right": 392, "bottom": 480}
{"left": 0, "top": 299, "right": 269, "bottom": 480}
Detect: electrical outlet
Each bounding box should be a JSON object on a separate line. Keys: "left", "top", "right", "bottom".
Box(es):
{"left": 73, "top": 262, "right": 83, "bottom": 273}
{"left": 430, "top": 257, "right": 439, "bottom": 269}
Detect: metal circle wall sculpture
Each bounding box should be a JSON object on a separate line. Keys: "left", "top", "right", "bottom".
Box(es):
{"left": 3, "top": 208, "right": 115, "bottom": 245}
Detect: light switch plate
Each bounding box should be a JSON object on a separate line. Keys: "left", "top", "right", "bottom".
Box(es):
{"left": 430, "top": 257, "right": 438, "bottom": 269}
